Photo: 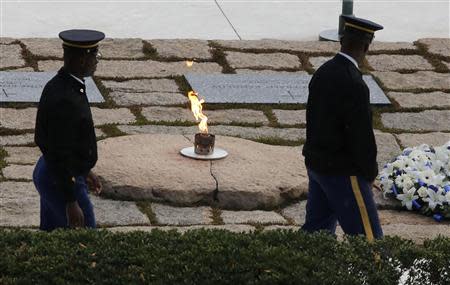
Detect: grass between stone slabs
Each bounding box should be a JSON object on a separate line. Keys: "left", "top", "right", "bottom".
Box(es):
{"left": 0, "top": 147, "right": 8, "bottom": 181}
{"left": 99, "top": 125, "right": 126, "bottom": 138}
{"left": 211, "top": 208, "right": 224, "bottom": 225}
{"left": 18, "top": 42, "right": 39, "bottom": 71}
{"left": 135, "top": 201, "right": 158, "bottom": 225}
{"left": 0, "top": 128, "right": 33, "bottom": 137}
{"left": 253, "top": 137, "right": 305, "bottom": 147}
{"left": 208, "top": 42, "right": 235, "bottom": 74}
{"left": 414, "top": 41, "right": 450, "bottom": 73}
{"left": 3, "top": 229, "right": 449, "bottom": 284}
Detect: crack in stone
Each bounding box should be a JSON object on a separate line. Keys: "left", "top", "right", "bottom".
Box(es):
{"left": 209, "top": 161, "right": 219, "bottom": 202}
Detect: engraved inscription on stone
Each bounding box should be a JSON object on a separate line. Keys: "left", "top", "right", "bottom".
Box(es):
{"left": 0, "top": 72, "right": 104, "bottom": 103}
{"left": 185, "top": 74, "right": 390, "bottom": 105}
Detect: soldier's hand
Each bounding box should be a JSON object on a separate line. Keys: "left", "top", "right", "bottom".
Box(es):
{"left": 87, "top": 171, "right": 102, "bottom": 195}
{"left": 372, "top": 181, "right": 382, "bottom": 192}
{"left": 66, "top": 201, "right": 85, "bottom": 228}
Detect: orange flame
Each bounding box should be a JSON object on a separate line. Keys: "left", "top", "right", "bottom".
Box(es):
{"left": 186, "top": 60, "right": 194, "bottom": 67}
{"left": 188, "top": 91, "right": 208, "bottom": 134}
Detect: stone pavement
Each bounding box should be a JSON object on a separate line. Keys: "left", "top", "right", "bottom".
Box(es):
{"left": 1, "top": 37, "right": 449, "bottom": 243}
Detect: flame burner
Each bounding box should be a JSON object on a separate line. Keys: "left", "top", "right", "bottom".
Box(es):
{"left": 194, "top": 133, "right": 215, "bottom": 155}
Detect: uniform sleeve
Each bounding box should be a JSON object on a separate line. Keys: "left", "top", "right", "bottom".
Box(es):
{"left": 45, "top": 98, "right": 80, "bottom": 203}
{"left": 343, "top": 82, "right": 378, "bottom": 182}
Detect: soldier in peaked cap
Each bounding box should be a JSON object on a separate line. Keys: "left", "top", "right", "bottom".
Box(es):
{"left": 301, "top": 16, "right": 384, "bottom": 241}
{"left": 33, "top": 30, "right": 105, "bottom": 231}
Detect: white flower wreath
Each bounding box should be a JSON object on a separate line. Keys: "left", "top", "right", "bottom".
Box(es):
{"left": 380, "top": 141, "right": 450, "bottom": 221}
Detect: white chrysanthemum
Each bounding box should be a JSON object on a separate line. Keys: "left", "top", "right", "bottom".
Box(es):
{"left": 423, "top": 188, "right": 446, "bottom": 210}
{"left": 417, "top": 169, "right": 439, "bottom": 185}
{"left": 446, "top": 191, "right": 450, "bottom": 204}
{"left": 395, "top": 174, "right": 414, "bottom": 190}
{"left": 417, "top": 186, "right": 428, "bottom": 198}
{"left": 434, "top": 146, "right": 449, "bottom": 163}
{"left": 396, "top": 187, "right": 419, "bottom": 210}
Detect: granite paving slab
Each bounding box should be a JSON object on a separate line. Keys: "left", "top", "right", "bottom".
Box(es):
{"left": 225, "top": 51, "right": 301, "bottom": 70}
{"left": 381, "top": 110, "right": 450, "bottom": 131}
{"left": 373, "top": 71, "right": 450, "bottom": 91}
{"left": 373, "top": 188, "right": 402, "bottom": 210}
{"left": 221, "top": 210, "right": 287, "bottom": 224}
{"left": 211, "top": 136, "right": 307, "bottom": 210}
{"left": 369, "top": 42, "right": 416, "bottom": 52}
{"left": 395, "top": 132, "right": 450, "bottom": 148}
{"left": 0, "top": 71, "right": 104, "bottom": 103}
{"left": 37, "top": 60, "right": 61, "bottom": 72}
{"left": 90, "top": 195, "right": 150, "bottom": 226}
{"left": 235, "top": 69, "right": 308, "bottom": 75}
{"left": 185, "top": 74, "right": 390, "bottom": 104}
{"left": 118, "top": 125, "right": 306, "bottom": 141}
{"left": 367, "top": 55, "right": 433, "bottom": 71}
{"left": 263, "top": 225, "right": 298, "bottom": 231}
{"left": 101, "top": 78, "right": 180, "bottom": 93}
{"left": 6, "top": 67, "right": 35, "bottom": 72}
{"left": 148, "top": 39, "right": 212, "bottom": 60}
{"left": 0, "top": 108, "right": 36, "bottom": 129}
{"left": 443, "top": 61, "right": 450, "bottom": 69}
{"left": 91, "top": 107, "right": 135, "bottom": 126}
{"left": 280, "top": 201, "right": 307, "bottom": 225}
{"left": 382, "top": 224, "right": 450, "bottom": 244}
{"left": 108, "top": 225, "right": 255, "bottom": 233}
{"left": 2, "top": 164, "right": 34, "bottom": 180}
{"left": 20, "top": 38, "right": 61, "bottom": 58}
{"left": 151, "top": 203, "right": 213, "bottom": 225}
{"left": 308, "top": 56, "right": 332, "bottom": 70}
{"left": 0, "top": 134, "right": 34, "bottom": 146}
{"left": 375, "top": 131, "right": 402, "bottom": 169}
{"left": 0, "top": 37, "right": 16, "bottom": 45}
{"left": 94, "top": 134, "right": 217, "bottom": 204}
{"left": 417, "top": 38, "right": 450, "bottom": 58}
{"left": 0, "top": 182, "right": 39, "bottom": 227}
{"left": 141, "top": 107, "right": 268, "bottom": 125}
{"left": 99, "top": 38, "right": 145, "bottom": 59}
{"left": 389, "top": 91, "right": 450, "bottom": 108}
{"left": 96, "top": 60, "right": 222, "bottom": 78}
{"left": 109, "top": 91, "right": 187, "bottom": 106}
{"left": 273, "top": 109, "right": 306, "bottom": 125}
{"left": 0, "top": 44, "right": 25, "bottom": 69}
{"left": 4, "top": 147, "right": 40, "bottom": 164}
{"left": 213, "top": 40, "right": 339, "bottom": 53}
{"left": 378, "top": 210, "right": 445, "bottom": 225}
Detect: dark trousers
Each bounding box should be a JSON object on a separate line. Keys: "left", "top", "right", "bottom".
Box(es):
{"left": 301, "top": 168, "right": 383, "bottom": 240}
{"left": 33, "top": 156, "right": 96, "bottom": 231}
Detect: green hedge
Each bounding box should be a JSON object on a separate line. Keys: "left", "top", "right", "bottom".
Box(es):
{"left": 1, "top": 229, "right": 449, "bottom": 285}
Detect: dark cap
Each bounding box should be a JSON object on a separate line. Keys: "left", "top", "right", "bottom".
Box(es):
{"left": 342, "top": 15, "right": 383, "bottom": 35}
{"left": 59, "top": 29, "right": 105, "bottom": 51}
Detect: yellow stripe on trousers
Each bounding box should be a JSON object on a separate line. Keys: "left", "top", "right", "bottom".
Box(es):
{"left": 350, "top": 176, "right": 374, "bottom": 242}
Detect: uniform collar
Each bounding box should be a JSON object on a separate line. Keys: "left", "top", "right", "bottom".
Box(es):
{"left": 338, "top": 52, "right": 359, "bottom": 70}
{"left": 69, "top": 74, "right": 86, "bottom": 85}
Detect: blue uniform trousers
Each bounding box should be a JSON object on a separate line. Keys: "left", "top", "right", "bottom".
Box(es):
{"left": 33, "top": 156, "right": 96, "bottom": 231}
{"left": 301, "top": 168, "right": 383, "bottom": 240}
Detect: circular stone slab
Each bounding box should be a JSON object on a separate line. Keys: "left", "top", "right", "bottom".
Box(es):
{"left": 94, "top": 134, "right": 308, "bottom": 209}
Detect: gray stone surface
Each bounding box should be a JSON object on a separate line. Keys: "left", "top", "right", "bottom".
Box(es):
{"left": 373, "top": 71, "right": 450, "bottom": 91}
{"left": 0, "top": 44, "right": 25, "bottom": 69}
{"left": 90, "top": 195, "right": 150, "bottom": 226}
{"left": 225, "top": 52, "right": 301, "bottom": 70}
{"left": 0, "top": 71, "right": 104, "bottom": 103}
{"left": 273, "top": 109, "right": 306, "bottom": 125}
{"left": 235, "top": 69, "right": 308, "bottom": 75}
{"left": 213, "top": 40, "right": 339, "bottom": 53}
{"left": 0, "top": 37, "right": 15, "bottom": 44}
{"left": 100, "top": 38, "right": 145, "bottom": 59}
{"left": 151, "top": 203, "right": 213, "bottom": 225}
{"left": 96, "top": 60, "right": 222, "bottom": 78}
{"left": 37, "top": 60, "right": 61, "bottom": 71}
{"left": 263, "top": 225, "right": 298, "bottom": 231}
{"left": 108, "top": 224, "right": 255, "bottom": 233}
{"left": 444, "top": 61, "right": 450, "bottom": 69}
{"left": 185, "top": 74, "right": 390, "bottom": 104}
{"left": 95, "top": 128, "right": 106, "bottom": 138}
{"left": 369, "top": 42, "right": 417, "bottom": 52}
{"left": 21, "top": 38, "right": 61, "bottom": 58}
{"left": 388, "top": 91, "right": 450, "bottom": 108}
{"left": 2, "top": 164, "right": 34, "bottom": 180}
{"left": 0, "top": 108, "right": 36, "bottom": 129}
{"left": 417, "top": 38, "right": 450, "bottom": 58}
{"left": 378, "top": 210, "right": 444, "bottom": 226}
{"left": 6, "top": 67, "right": 35, "bottom": 72}
{"left": 382, "top": 224, "right": 450, "bottom": 244}
{"left": 308, "top": 56, "right": 332, "bottom": 70}
{"left": 109, "top": 91, "right": 187, "bottom": 106}
{"left": 381, "top": 110, "right": 450, "bottom": 131}
{"left": 0, "top": 182, "right": 40, "bottom": 227}
{"left": 373, "top": 188, "right": 402, "bottom": 210}
{"left": 118, "top": 125, "right": 306, "bottom": 141}
{"left": 0, "top": 134, "right": 34, "bottom": 146}
{"left": 94, "top": 134, "right": 217, "bottom": 204}
{"left": 4, "top": 147, "right": 40, "bottom": 164}
{"left": 102, "top": 79, "right": 180, "bottom": 93}
{"left": 367, "top": 55, "right": 433, "bottom": 71}
{"left": 375, "top": 131, "right": 401, "bottom": 169}
{"left": 280, "top": 201, "right": 307, "bottom": 225}
{"left": 91, "top": 107, "right": 135, "bottom": 126}
{"left": 148, "top": 39, "right": 212, "bottom": 59}
{"left": 212, "top": 136, "right": 307, "bottom": 210}
{"left": 221, "top": 210, "right": 287, "bottom": 224}
{"left": 141, "top": 107, "right": 268, "bottom": 125}
{"left": 395, "top": 132, "right": 450, "bottom": 148}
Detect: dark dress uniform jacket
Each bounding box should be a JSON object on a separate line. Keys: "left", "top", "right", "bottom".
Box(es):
{"left": 35, "top": 68, "right": 98, "bottom": 202}
{"left": 302, "top": 54, "right": 378, "bottom": 182}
